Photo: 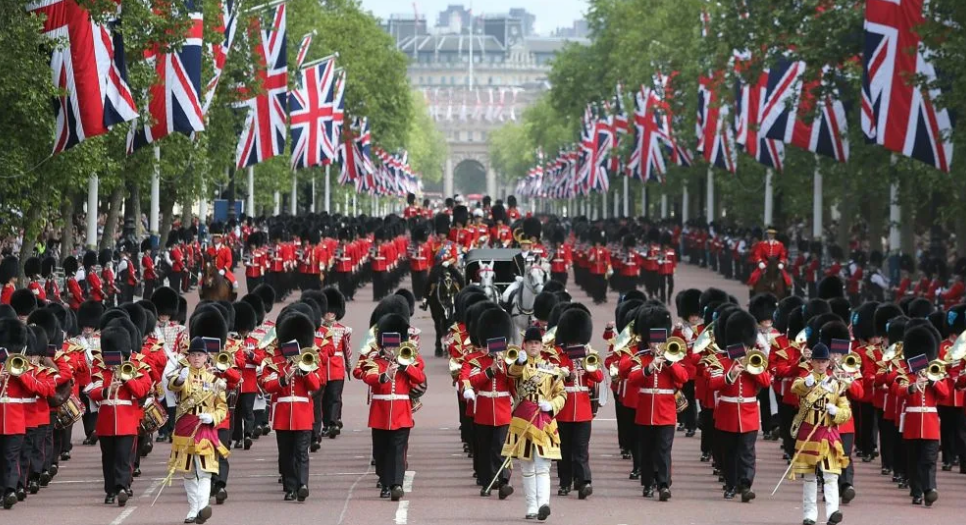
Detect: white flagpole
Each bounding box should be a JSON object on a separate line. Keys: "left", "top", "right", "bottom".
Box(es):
{"left": 763, "top": 168, "right": 774, "bottom": 226}
{"left": 812, "top": 155, "right": 822, "bottom": 240}
{"left": 622, "top": 176, "right": 629, "bottom": 217}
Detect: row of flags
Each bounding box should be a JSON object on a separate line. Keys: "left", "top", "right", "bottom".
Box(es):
{"left": 422, "top": 87, "right": 522, "bottom": 123}
{"left": 28, "top": 0, "right": 413, "bottom": 196}
{"left": 516, "top": 0, "right": 954, "bottom": 200}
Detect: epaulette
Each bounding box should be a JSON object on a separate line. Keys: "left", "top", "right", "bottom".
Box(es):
{"left": 774, "top": 349, "right": 788, "bottom": 360}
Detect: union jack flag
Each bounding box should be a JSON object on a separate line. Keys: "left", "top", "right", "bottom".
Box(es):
{"left": 127, "top": 2, "right": 205, "bottom": 152}
{"left": 202, "top": 0, "right": 240, "bottom": 114}
{"left": 760, "top": 59, "right": 849, "bottom": 162}
{"left": 235, "top": 4, "right": 287, "bottom": 169}
{"left": 628, "top": 86, "right": 667, "bottom": 182}
{"left": 289, "top": 56, "right": 336, "bottom": 170}
{"left": 863, "top": 0, "right": 953, "bottom": 171}
{"left": 28, "top": 0, "right": 137, "bottom": 153}
{"left": 697, "top": 73, "right": 737, "bottom": 173}
{"left": 735, "top": 54, "right": 785, "bottom": 171}
{"left": 323, "top": 69, "right": 346, "bottom": 163}
{"left": 652, "top": 71, "right": 693, "bottom": 167}
{"left": 296, "top": 31, "right": 314, "bottom": 68}
{"left": 339, "top": 118, "right": 374, "bottom": 191}
{"left": 577, "top": 105, "right": 612, "bottom": 193}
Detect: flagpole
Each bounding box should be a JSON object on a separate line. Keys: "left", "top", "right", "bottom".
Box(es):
{"left": 705, "top": 164, "right": 714, "bottom": 222}
{"left": 150, "top": 146, "right": 160, "bottom": 247}
{"left": 682, "top": 179, "right": 690, "bottom": 225}
{"left": 812, "top": 155, "right": 822, "bottom": 240}
{"left": 310, "top": 174, "right": 316, "bottom": 213}
{"left": 325, "top": 164, "right": 331, "bottom": 213}
{"left": 86, "top": 175, "right": 98, "bottom": 250}
{"left": 613, "top": 187, "right": 619, "bottom": 218}
{"left": 301, "top": 52, "right": 339, "bottom": 71}
{"left": 763, "top": 168, "right": 774, "bottom": 226}
{"left": 247, "top": 166, "right": 255, "bottom": 217}
{"left": 888, "top": 155, "right": 900, "bottom": 252}
{"left": 352, "top": 192, "right": 357, "bottom": 216}
{"left": 622, "top": 176, "right": 629, "bottom": 217}
{"left": 246, "top": 0, "right": 286, "bottom": 14}
{"left": 274, "top": 191, "right": 281, "bottom": 216}
{"left": 291, "top": 171, "right": 298, "bottom": 216}
{"left": 641, "top": 182, "right": 647, "bottom": 218}
{"left": 661, "top": 193, "right": 668, "bottom": 219}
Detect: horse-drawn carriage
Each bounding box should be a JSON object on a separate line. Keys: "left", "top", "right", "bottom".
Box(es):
{"left": 463, "top": 248, "right": 549, "bottom": 343}
{"left": 463, "top": 248, "right": 522, "bottom": 303}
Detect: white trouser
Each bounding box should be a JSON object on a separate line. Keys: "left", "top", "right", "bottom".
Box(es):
{"left": 184, "top": 457, "right": 213, "bottom": 520}
{"left": 519, "top": 454, "right": 551, "bottom": 515}
{"left": 802, "top": 472, "right": 839, "bottom": 523}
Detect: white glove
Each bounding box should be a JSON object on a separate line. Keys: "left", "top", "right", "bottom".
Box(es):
{"left": 826, "top": 405, "right": 838, "bottom": 416}
{"left": 538, "top": 400, "right": 553, "bottom": 412}
{"left": 215, "top": 379, "right": 227, "bottom": 391}
{"left": 516, "top": 352, "right": 528, "bottom": 365}
{"left": 758, "top": 262, "right": 766, "bottom": 270}
{"left": 778, "top": 263, "right": 785, "bottom": 270}
{"left": 463, "top": 389, "right": 476, "bottom": 401}
{"left": 198, "top": 413, "right": 214, "bottom": 424}
{"left": 559, "top": 367, "right": 571, "bottom": 378}
{"left": 443, "top": 261, "right": 451, "bottom": 268}
{"left": 178, "top": 367, "right": 190, "bottom": 382}
{"left": 219, "top": 269, "right": 226, "bottom": 276}
{"left": 804, "top": 374, "right": 816, "bottom": 387}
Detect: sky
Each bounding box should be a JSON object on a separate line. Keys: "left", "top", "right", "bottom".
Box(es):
{"left": 359, "top": 0, "right": 588, "bottom": 36}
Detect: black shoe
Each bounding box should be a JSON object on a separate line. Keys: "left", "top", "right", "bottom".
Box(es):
{"left": 195, "top": 506, "right": 212, "bottom": 525}
{"left": 15, "top": 487, "right": 25, "bottom": 501}
{"left": 700, "top": 453, "right": 711, "bottom": 463}
{"left": 525, "top": 514, "right": 537, "bottom": 520}
{"left": 498, "top": 484, "right": 514, "bottom": 500}
{"left": 133, "top": 468, "right": 141, "bottom": 478}
{"left": 480, "top": 488, "right": 491, "bottom": 497}
{"left": 376, "top": 481, "right": 383, "bottom": 489}
{"left": 117, "top": 490, "right": 129, "bottom": 507}
{"left": 284, "top": 492, "right": 296, "bottom": 501}
{"left": 911, "top": 496, "right": 923, "bottom": 505}
{"left": 723, "top": 488, "right": 736, "bottom": 500}
{"left": 629, "top": 469, "right": 640, "bottom": 480}
{"left": 261, "top": 426, "right": 271, "bottom": 436}
{"left": 28, "top": 480, "right": 39, "bottom": 495}
{"left": 462, "top": 443, "right": 470, "bottom": 453}
{"left": 39, "top": 471, "right": 51, "bottom": 487}
{"left": 802, "top": 520, "right": 816, "bottom": 525}
{"left": 740, "top": 488, "right": 755, "bottom": 503}
{"left": 60, "top": 451, "right": 71, "bottom": 461}
{"left": 215, "top": 487, "right": 228, "bottom": 504}
{"left": 310, "top": 441, "right": 321, "bottom": 452}
{"left": 233, "top": 441, "right": 242, "bottom": 449}
{"left": 677, "top": 424, "right": 685, "bottom": 432}
{"left": 297, "top": 485, "right": 309, "bottom": 502}
{"left": 783, "top": 452, "right": 790, "bottom": 461}
{"left": 685, "top": 430, "right": 696, "bottom": 438}
{"left": 537, "top": 504, "right": 551, "bottom": 521}
{"left": 380, "top": 487, "right": 391, "bottom": 499}
{"left": 642, "top": 486, "right": 654, "bottom": 498}
{"left": 251, "top": 431, "right": 260, "bottom": 441}
{"left": 659, "top": 487, "right": 671, "bottom": 502}
{"left": 244, "top": 437, "right": 253, "bottom": 450}
{"left": 49, "top": 464, "right": 59, "bottom": 477}
{"left": 941, "top": 463, "right": 953, "bottom": 471}
{"left": 104, "top": 493, "right": 116, "bottom": 505}
{"left": 841, "top": 485, "right": 855, "bottom": 504}
{"left": 924, "top": 489, "right": 938, "bottom": 507}
{"left": 390, "top": 485, "right": 404, "bottom": 501}
{"left": 828, "top": 510, "right": 843, "bottom": 524}
{"left": 142, "top": 441, "right": 153, "bottom": 456}
{"left": 577, "top": 483, "right": 592, "bottom": 500}
{"left": 861, "top": 454, "right": 873, "bottom": 463}
{"left": 898, "top": 479, "right": 909, "bottom": 489}
{"left": 557, "top": 484, "right": 571, "bottom": 496}
{"left": 3, "top": 492, "right": 16, "bottom": 509}
{"left": 883, "top": 468, "right": 892, "bottom": 476}
{"left": 329, "top": 427, "right": 340, "bottom": 438}
{"left": 336, "top": 420, "right": 344, "bottom": 429}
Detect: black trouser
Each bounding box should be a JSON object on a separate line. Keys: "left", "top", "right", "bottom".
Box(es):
{"left": 275, "top": 430, "right": 310, "bottom": 492}
{"left": 300, "top": 273, "right": 321, "bottom": 291}
{"left": 168, "top": 271, "right": 183, "bottom": 294}
{"left": 142, "top": 279, "right": 156, "bottom": 301}
{"left": 120, "top": 283, "right": 135, "bottom": 304}
{"left": 893, "top": 422, "right": 906, "bottom": 478}
{"left": 615, "top": 397, "right": 633, "bottom": 454}
{"left": 856, "top": 401, "right": 876, "bottom": 456}
{"left": 779, "top": 403, "right": 797, "bottom": 457}
{"left": 938, "top": 405, "right": 965, "bottom": 465}
{"left": 907, "top": 439, "right": 939, "bottom": 497}
{"left": 322, "top": 380, "right": 344, "bottom": 430}
{"left": 877, "top": 410, "right": 894, "bottom": 470}
{"left": 719, "top": 430, "right": 757, "bottom": 490}
{"left": 311, "top": 389, "right": 325, "bottom": 442}
{"left": 678, "top": 381, "right": 696, "bottom": 431}
{"left": 41, "top": 423, "right": 55, "bottom": 472}
{"left": 699, "top": 407, "right": 715, "bottom": 456}
{"left": 20, "top": 426, "right": 40, "bottom": 486}
{"left": 372, "top": 428, "right": 410, "bottom": 488}
{"left": 551, "top": 272, "right": 568, "bottom": 287}
{"left": 232, "top": 393, "right": 256, "bottom": 442}
{"left": 457, "top": 395, "right": 472, "bottom": 446}
{"left": 99, "top": 435, "right": 136, "bottom": 494}
{"left": 52, "top": 422, "right": 72, "bottom": 464}
{"left": 757, "top": 388, "right": 775, "bottom": 433}
{"left": 81, "top": 392, "right": 97, "bottom": 439}
{"left": 663, "top": 274, "right": 674, "bottom": 305}
{"left": 411, "top": 270, "right": 428, "bottom": 302}
{"left": 840, "top": 432, "right": 855, "bottom": 489}
{"left": 254, "top": 407, "right": 268, "bottom": 429}
{"left": 0, "top": 434, "right": 24, "bottom": 494}
{"left": 558, "top": 421, "right": 592, "bottom": 489}
{"left": 245, "top": 276, "right": 262, "bottom": 295}
{"left": 159, "top": 405, "right": 176, "bottom": 438}
{"left": 373, "top": 272, "right": 388, "bottom": 301}
{"left": 475, "top": 424, "right": 509, "bottom": 488}
{"left": 213, "top": 428, "right": 231, "bottom": 489}
{"left": 471, "top": 422, "right": 484, "bottom": 480}
{"left": 589, "top": 274, "right": 607, "bottom": 303}
{"left": 636, "top": 424, "right": 674, "bottom": 489}
{"left": 335, "top": 271, "right": 353, "bottom": 300}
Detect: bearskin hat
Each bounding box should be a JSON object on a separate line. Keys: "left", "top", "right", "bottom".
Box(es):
{"left": 1, "top": 305, "right": 15, "bottom": 320}
{"left": 724, "top": 310, "right": 758, "bottom": 348}
{"left": 369, "top": 296, "right": 411, "bottom": 328}
{"left": 884, "top": 315, "right": 909, "bottom": 345}
{"left": 615, "top": 299, "right": 644, "bottom": 332}
{"left": 749, "top": 293, "right": 779, "bottom": 323}
{"left": 713, "top": 306, "right": 741, "bottom": 346}
{"left": 946, "top": 304, "right": 966, "bottom": 337}
{"left": 475, "top": 308, "right": 513, "bottom": 348}
{"left": 98, "top": 249, "right": 112, "bottom": 267}
{"left": 101, "top": 325, "right": 133, "bottom": 358}
{"left": 434, "top": 213, "right": 451, "bottom": 237}
{"left": 232, "top": 301, "right": 258, "bottom": 334}
{"left": 62, "top": 256, "right": 79, "bottom": 276}
{"left": 807, "top": 313, "right": 843, "bottom": 349}
{"left": 301, "top": 290, "right": 330, "bottom": 317}
{"left": 851, "top": 302, "right": 880, "bottom": 341}
{"left": 0, "top": 318, "right": 29, "bottom": 352}
{"left": 907, "top": 298, "right": 934, "bottom": 319}
{"left": 699, "top": 287, "right": 730, "bottom": 314}
{"left": 556, "top": 309, "right": 593, "bottom": 346}
{"left": 46, "top": 302, "right": 76, "bottom": 337}
{"left": 240, "top": 294, "right": 265, "bottom": 326}
{"left": 22, "top": 325, "right": 48, "bottom": 357}
{"left": 633, "top": 305, "right": 672, "bottom": 345}
{"left": 109, "top": 317, "right": 141, "bottom": 349}
{"left": 252, "top": 284, "right": 276, "bottom": 314}
{"left": 41, "top": 257, "right": 57, "bottom": 278}
{"left": 151, "top": 286, "right": 180, "bottom": 318}
{"left": 80, "top": 251, "right": 96, "bottom": 269}
{"left": 455, "top": 293, "right": 487, "bottom": 325}
{"left": 534, "top": 292, "right": 558, "bottom": 323}
{"left": 174, "top": 296, "right": 187, "bottom": 324}
{"left": 23, "top": 257, "right": 41, "bottom": 278}
{"left": 622, "top": 234, "right": 637, "bottom": 249}
{"left": 190, "top": 308, "right": 229, "bottom": 346}
{"left": 119, "top": 303, "right": 147, "bottom": 340}
{"left": 467, "top": 302, "right": 501, "bottom": 346}
{"left": 491, "top": 204, "right": 506, "bottom": 223}
{"left": 76, "top": 300, "right": 104, "bottom": 329}
{"left": 523, "top": 217, "right": 542, "bottom": 241}
{"left": 874, "top": 303, "right": 904, "bottom": 339}
{"left": 407, "top": 193, "right": 416, "bottom": 205}
{"left": 786, "top": 305, "right": 807, "bottom": 339}
{"left": 828, "top": 297, "right": 851, "bottom": 324}
{"left": 394, "top": 289, "right": 416, "bottom": 317}
{"left": 904, "top": 325, "right": 939, "bottom": 362}
{"left": 818, "top": 320, "right": 851, "bottom": 347}
{"left": 99, "top": 308, "right": 130, "bottom": 330}
{"left": 376, "top": 313, "right": 411, "bottom": 345}
{"left": 543, "top": 280, "right": 566, "bottom": 295}
{"left": 507, "top": 195, "right": 517, "bottom": 208}
{"left": 285, "top": 302, "right": 320, "bottom": 330}
{"left": 453, "top": 205, "right": 469, "bottom": 226}
{"left": 674, "top": 289, "right": 702, "bottom": 320}
{"left": 26, "top": 308, "right": 60, "bottom": 344}
{"left": 142, "top": 309, "right": 157, "bottom": 339}
{"left": 927, "top": 310, "right": 947, "bottom": 339}
{"left": 10, "top": 289, "right": 38, "bottom": 317}
{"left": 817, "top": 276, "right": 844, "bottom": 300}
{"left": 898, "top": 295, "right": 915, "bottom": 315}
{"left": 774, "top": 296, "right": 805, "bottom": 334}
{"left": 140, "top": 238, "right": 153, "bottom": 253}
{"left": 322, "top": 287, "right": 346, "bottom": 320}
{"left": 0, "top": 256, "right": 19, "bottom": 284}
{"left": 802, "top": 299, "right": 831, "bottom": 323}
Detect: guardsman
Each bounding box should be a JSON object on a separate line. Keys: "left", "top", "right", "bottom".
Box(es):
{"left": 658, "top": 232, "right": 677, "bottom": 304}
{"left": 672, "top": 289, "right": 703, "bottom": 438}
{"left": 746, "top": 226, "right": 792, "bottom": 291}
{"left": 894, "top": 255, "right": 913, "bottom": 302}
{"left": 321, "top": 288, "right": 351, "bottom": 438}
{"left": 490, "top": 205, "right": 513, "bottom": 249}
{"left": 586, "top": 230, "right": 610, "bottom": 305}
{"left": 40, "top": 257, "right": 62, "bottom": 305}
{"left": 872, "top": 304, "right": 904, "bottom": 479}
{"left": 1, "top": 321, "right": 46, "bottom": 509}
{"left": 363, "top": 314, "right": 427, "bottom": 502}
{"left": 806, "top": 242, "right": 822, "bottom": 299}
{"left": 939, "top": 304, "right": 966, "bottom": 472}
{"left": 228, "top": 302, "right": 260, "bottom": 452}
{"left": 607, "top": 300, "right": 641, "bottom": 469}
{"left": 21, "top": 257, "right": 46, "bottom": 302}
{"left": 403, "top": 193, "right": 421, "bottom": 219}
{"left": 898, "top": 325, "right": 945, "bottom": 507}
{"left": 506, "top": 195, "right": 521, "bottom": 222}
{"left": 371, "top": 228, "right": 391, "bottom": 301}
{"left": 117, "top": 241, "right": 139, "bottom": 304}
{"left": 748, "top": 293, "right": 780, "bottom": 439}
{"left": 940, "top": 259, "right": 966, "bottom": 309}
{"left": 408, "top": 225, "right": 432, "bottom": 303}
{"left": 850, "top": 302, "right": 881, "bottom": 464}
{"left": 846, "top": 250, "right": 866, "bottom": 306}
{"left": 0, "top": 257, "right": 18, "bottom": 305}
{"left": 81, "top": 251, "right": 103, "bottom": 303}
{"left": 210, "top": 227, "right": 238, "bottom": 294}
{"left": 140, "top": 239, "right": 157, "bottom": 301}
{"left": 826, "top": 245, "right": 844, "bottom": 280}
{"left": 165, "top": 234, "right": 185, "bottom": 295}
{"left": 449, "top": 206, "right": 474, "bottom": 254}
{"left": 243, "top": 232, "right": 266, "bottom": 294}
{"left": 615, "top": 234, "right": 641, "bottom": 297}
{"left": 641, "top": 229, "right": 660, "bottom": 298}
{"left": 259, "top": 312, "right": 325, "bottom": 502}
{"left": 548, "top": 227, "right": 570, "bottom": 286}
{"left": 298, "top": 230, "right": 323, "bottom": 292}
{"left": 99, "top": 249, "right": 118, "bottom": 307}
{"left": 334, "top": 228, "right": 355, "bottom": 301}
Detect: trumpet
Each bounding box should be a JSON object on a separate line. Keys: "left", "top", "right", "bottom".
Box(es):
{"left": 214, "top": 351, "right": 234, "bottom": 372}
{"left": 583, "top": 351, "right": 601, "bottom": 373}
{"left": 116, "top": 361, "right": 137, "bottom": 382}
{"left": 925, "top": 359, "right": 947, "bottom": 382}
{"left": 297, "top": 350, "right": 320, "bottom": 373}
{"left": 395, "top": 341, "right": 418, "bottom": 366}
{"left": 4, "top": 354, "right": 30, "bottom": 377}
{"left": 839, "top": 353, "right": 861, "bottom": 374}
{"left": 661, "top": 336, "right": 688, "bottom": 363}
{"left": 504, "top": 346, "right": 521, "bottom": 366}
{"left": 741, "top": 350, "right": 768, "bottom": 375}
{"left": 693, "top": 322, "right": 715, "bottom": 354}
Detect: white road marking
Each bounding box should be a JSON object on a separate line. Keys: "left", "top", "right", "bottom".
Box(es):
{"left": 394, "top": 470, "right": 416, "bottom": 524}
{"left": 336, "top": 463, "right": 374, "bottom": 525}
{"left": 110, "top": 506, "right": 137, "bottom": 525}
{"left": 402, "top": 470, "right": 415, "bottom": 492}
{"left": 438, "top": 427, "right": 450, "bottom": 430}
{"left": 593, "top": 418, "right": 617, "bottom": 421}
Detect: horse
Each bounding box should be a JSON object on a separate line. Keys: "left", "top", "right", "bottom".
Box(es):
{"left": 476, "top": 261, "right": 501, "bottom": 304}
{"left": 199, "top": 255, "right": 236, "bottom": 302}
{"left": 427, "top": 266, "right": 463, "bottom": 357}
{"left": 752, "top": 257, "right": 789, "bottom": 300}
{"left": 502, "top": 263, "right": 548, "bottom": 344}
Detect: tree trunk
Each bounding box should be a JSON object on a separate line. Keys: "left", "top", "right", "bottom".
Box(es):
{"left": 836, "top": 196, "right": 852, "bottom": 252}
{"left": 100, "top": 185, "right": 124, "bottom": 250}
{"left": 900, "top": 178, "right": 916, "bottom": 258}
{"left": 60, "top": 194, "right": 75, "bottom": 262}
{"left": 867, "top": 193, "right": 885, "bottom": 254}
{"left": 159, "top": 195, "right": 175, "bottom": 248}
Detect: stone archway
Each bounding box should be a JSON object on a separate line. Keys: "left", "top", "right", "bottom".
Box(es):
{"left": 444, "top": 146, "right": 497, "bottom": 199}
{"left": 453, "top": 159, "right": 487, "bottom": 195}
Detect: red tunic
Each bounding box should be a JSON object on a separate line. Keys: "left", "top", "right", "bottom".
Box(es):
{"left": 89, "top": 364, "right": 154, "bottom": 436}
{"left": 363, "top": 354, "right": 427, "bottom": 430}
{"left": 708, "top": 355, "right": 772, "bottom": 433}
{"left": 259, "top": 360, "right": 324, "bottom": 431}
{"left": 0, "top": 283, "right": 13, "bottom": 305}
{"left": 323, "top": 323, "right": 352, "bottom": 382}
{"left": 1, "top": 369, "right": 50, "bottom": 435}
{"left": 624, "top": 353, "right": 688, "bottom": 426}
{"left": 556, "top": 355, "right": 604, "bottom": 423}
{"left": 900, "top": 378, "right": 948, "bottom": 440}
{"left": 87, "top": 271, "right": 105, "bottom": 302}
{"left": 466, "top": 354, "right": 514, "bottom": 427}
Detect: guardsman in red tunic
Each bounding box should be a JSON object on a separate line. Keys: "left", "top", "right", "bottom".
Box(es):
{"left": 403, "top": 193, "right": 421, "bottom": 219}
{"left": 940, "top": 259, "right": 966, "bottom": 309}
{"left": 227, "top": 301, "right": 261, "bottom": 452}
{"left": 20, "top": 257, "right": 45, "bottom": 303}
{"left": 83, "top": 251, "right": 105, "bottom": 303}
{"left": 586, "top": 230, "right": 611, "bottom": 305}
{"left": 259, "top": 313, "right": 325, "bottom": 502}
{"left": 166, "top": 235, "right": 186, "bottom": 295}
{"left": 708, "top": 311, "right": 773, "bottom": 503}
{"left": 363, "top": 315, "right": 427, "bottom": 501}
{"left": 672, "top": 289, "right": 703, "bottom": 438}
{"left": 88, "top": 325, "right": 154, "bottom": 506}
{"left": 939, "top": 305, "right": 966, "bottom": 472}
{"left": 408, "top": 226, "right": 432, "bottom": 302}
{"left": 448, "top": 206, "right": 475, "bottom": 254}
{"left": 548, "top": 227, "right": 570, "bottom": 286}
{"left": 490, "top": 204, "right": 513, "bottom": 248}
{"left": 898, "top": 326, "right": 947, "bottom": 507}
{"left": 39, "top": 257, "right": 62, "bottom": 305}
{"left": 615, "top": 234, "right": 642, "bottom": 296}
{"left": 0, "top": 256, "right": 19, "bottom": 306}
{"left": 117, "top": 241, "right": 138, "bottom": 304}
{"left": 620, "top": 308, "right": 687, "bottom": 501}
{"left": 210, "top": 229, "right": 237, "bottom": 292}
{"left": 99, "top": 249, "right": 118, "bottom": 307}
{"left": 641, "top": 229, "right": 660, "bottom": 297}
{"left": 320, "top": 288, "right": 351, "bottom": 438}
{"left": 463, "top": 311, "right": 516, "bottom": 499}
{"left": 850, "top": 302, "right": 882, "bottom": 464}
{"left": 555, "top": 310, "right": 602, "bottom": 500}
{"left": 140, "top": 239, "right": 157, "bottom": 301}
{"left": 658, "top": 233, "right": 677, "bottom": 304}
{"left": 506, "top": 195, "right": 521, "bottom": 222}
{"left": 746, "top": 226, "right": 792, "bottom": 289}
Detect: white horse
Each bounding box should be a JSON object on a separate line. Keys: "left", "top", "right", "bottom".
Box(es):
{"left": 477, "top": 261, "right": 501, "bottom": 304}
{"left": 502, "top": 262, "right": 549, "bottom": 344}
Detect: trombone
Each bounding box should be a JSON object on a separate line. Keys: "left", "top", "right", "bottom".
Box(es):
{"left": 661, "top": 336, "right": 688, "bottom": 363}
{"left": 740, "top": 350, "right": 768, "bottom": 375}
{"left": 3, "top": 354, "right": 30, "bottom": 378}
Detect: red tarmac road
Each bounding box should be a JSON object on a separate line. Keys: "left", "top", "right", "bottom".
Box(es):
{"left": 17, "top": 264, "right": 966, "bottom": 524}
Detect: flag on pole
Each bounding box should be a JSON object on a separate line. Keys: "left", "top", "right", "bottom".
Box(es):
{"left": 289, "top": 56, "right": 336, "bottom": 170}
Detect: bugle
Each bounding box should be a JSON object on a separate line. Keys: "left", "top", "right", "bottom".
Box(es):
{"left": 742, "top": 350, "right": 768, "bottom": 375}
{"left": 662, "top": 336, "right": 688, "bottom": 363}
{"left": 214, "top": 351, "right": 234, "bottom": 372}
{"left": 4, "top": 354, "right": 30, "bottom": 377}
{"left": 395, "top": 341, "right": 418, "bottom": 366}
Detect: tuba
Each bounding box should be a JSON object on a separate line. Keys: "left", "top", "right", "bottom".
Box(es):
{"left": 742, "top": 350, "right": 768, "bottom": 375}
{"left": 395, "top": 341, "right": 418, "bottom": 366}
{"left": 662, "top": 336, "right": 688, "bottom": 363}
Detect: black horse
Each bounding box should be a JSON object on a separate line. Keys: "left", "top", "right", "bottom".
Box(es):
{"left": 423, "top": 264, "right": 464, "bottom": 357}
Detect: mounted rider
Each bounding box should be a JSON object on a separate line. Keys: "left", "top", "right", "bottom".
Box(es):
{"left": 513, "top": 217, "right": 548, "bottom": 277}
{"left": 424, "top": 213, "right": 464, "bottom": 306}
{"left": 746, "top": 226, "right": 792, "bottom": 290}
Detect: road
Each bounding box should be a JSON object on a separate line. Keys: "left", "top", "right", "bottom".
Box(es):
{"left": 20, "top": 262, "right": 966, "bottom": 524}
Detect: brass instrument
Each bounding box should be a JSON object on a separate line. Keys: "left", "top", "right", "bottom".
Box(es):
{"left": 117, "top": 361, "right": 137, "bottom": 382}
{"left": 944, "top": 330, "right": 966, "bottom": 363}
{"left": 742, "top": 350, "right": 768, "bottom": 375}
{"left": 214, "top": 351, "right": 234, "bottom": 372}
{"left": 504, "top": 346, "right": 520, "bottom": 366}
{"left": 693, "top": 322, "right": 715, "bottom": 353}
{"left": 513, "top": 227, "right": 527, "bottom": 245}
{"left": 4, "top": 354, "right": 30, "bottom": 377}
{"left": 840, "top": 353, "right": 861, "bottom": 374}
{"left": 613, "top": 321, "right": 637, "bottom": 354}
{"left": 662, "top": 336, "right": 688, "bottom": 363}
{"left": 699, "top": 351, "right": 724, "bottom": 370}
{"left": 925, "top": 359, "right": 947, "bottom": 382}
{"left": 584, "top": 351, "right": 600, "bottom": 373}
{"left": 395, "top": 341, "right": 418, "bottom": 366}
{"left": 297, "top": 351, "right": 320, "bottom": 373}
{"left": 542, "top": 326, "right": 557, "bottom": 346}
{"left": 257, "top": 326, "right": 277, "bottom": 350}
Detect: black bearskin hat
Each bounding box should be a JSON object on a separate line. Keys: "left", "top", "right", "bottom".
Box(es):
{"left": 928, "top": 310, "right": 947, "bottom": 339}
{"left": 903, "top": 325, "right": 939, "bottom": 362}
{"left": 466, "top": 302, "right": 501, "bottom": 346}
{"left": 301, "top": 290, "right": 330, "bottom": 317}
{"left": 407, "top": 193, "right": 416, "bottom": 205}
{"left": 41, "top": 257, "right": 57, "bottom": 278}
{"left": 817, "top": 276, "right": 844, "bottom": 300}
{"left": 252, "top": 284, "right": 276, "bottom": 314}
{"left": 851, "top": 302, "right": 880, "bottom": 341}
{"left": 63, "top": 256, "right": 79, "bottom": 276}
{"left": 713, "top": 306, "right": 741, "bottom": 346}
{"left": 26, "top": 308, "right": 60, "bottom": 344}
{"left": 151, "top": 286, "right": 180, "bottom": 318}
{"left": 622, "top": 234, "right": 636, "bottom": 249}
{"left": 725, "top": 310, "right": 758, "bottom": 348}
{"left": 232, "top": 301, "right": 258, "bottom": 334}
{"left": 749, "top": 293, "right": 779, "bottom": 323}
{"left": 189, "top": 307, "right": 229, "bottom": 346}
{"left": 394, "top": 289, "right": 416, "bottom": 317}
{"left": 369, "top": 296, "right": 411, "bottom": 328}
{"left": 534, "top": 292, "right": 558, "bottom": 323}
{"left": 874, "top": 303, "right": 904, "bottom": 339}
{"left": 109, "top": 317, "right": 141, "bottom": 350}
{"left": 699, "top": 287, "right": 730, "bottom": 314}
{"left": 806, "top": 313, "right": 842, "bottom": 349}
{"left": 77, "top": 300, "right": 105, "bottom": 329}
{"left": 633, "top": 305, "right": 672, "bottom": 345}
{"left": 675, "top": 289, "right": 702, "bottom": 320}
{"left": 119, "top": 303, "right": 147, "bottom": 340}
{"left": 819, "top": 320, "right": 851, "bottom": 347}
{"left": 434, "top": 213, "right": 451, "bottom": 236}
{"left": 774, "top": 296, "right": 805, "bottom": 334}
{"left": 23, "top": 257, "right": 41, "bottom": 278}
{"left": 507, "top": 195, "right": 517, "bottom": 207}
{"left": 542, "top": 280, "right": 566, "bottom": 294}
{"left": 453, "top": 205, "right": 469, "bottom": 226}
{"left": 0, "top": 318, "right": 29, "bottom": 352}
{"left": 475, "top": 308, "right": 513, "bottom": 348}
{"left": 828, "top": 297, "right": 851, "bottom": 324}
{"left": 907, "top": 298, "right": 934, "bottom": 319}
{"left": 98, "top": 249, "right": 112, "bottom": 267}
{"left": 523, "top": 217, "right": 541, "bottom": 241}
{"left": 376, "top": 313, "right": 411, "bottom": 344}
{"left": 82, "top": 250, "right": 97, "bottom": 268}
{"left": 240, "top": 294, "right": 266, "bottom": 325}
{"left": 100, "top": 325, "right": 133, "bottom": 359}
{"left": 0, "top": 256, "right": 18, "bottom": 284}
{"left": 10, "top": 289, "right": 38, "bottom": 317}
{"left": 491, "top": 204, "right": 506, "bottom": 223}
{"left": 141, "top": 238, "right": 153, "bottom": 253}
{"left": 322, "top": 287, "right": 346, "bottom": 320}
{"left": 556, "top": 308, "right": 593, "bottom": 346}
{"left": 802, "top": 299, "right": 831, "bottom": 323}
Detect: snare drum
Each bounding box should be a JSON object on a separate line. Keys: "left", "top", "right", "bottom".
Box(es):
{"left": 141, "top": 398, "right": 169, "bottom": 433}
{"left": 54, "top": 394, "right": 86, "bottom": 429}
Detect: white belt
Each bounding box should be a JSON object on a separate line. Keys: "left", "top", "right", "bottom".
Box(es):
{"left": 906, "top": 407, "right": 938, "bottom": 414}
{"left": 565, "top": 386, "right": 590, "bottom": 393}
{"left": 0, "top": 397, "right": 35, "bottom": 404}
{"left": 100, "top": 399, "right": 133, "bottom": 406}
{"left": 639, "top": 388, "right": 675, "bottom": 395}
{"left": 371, "top": 394, "right": 409, "bottom": 401}
{"left": 478, "top": 391, "right": 511, "bottom": 398}
{"left": 718, "top": 396, "right": 756, "bottom": 404}
{"left": 333, "top": 352, "right": 344, "bottom": 357}
{"left": 277, "top": 396, "right": 310, "bottom": 403}
{"left": 245, "top": 364, "right": 258, "bottom": 369}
